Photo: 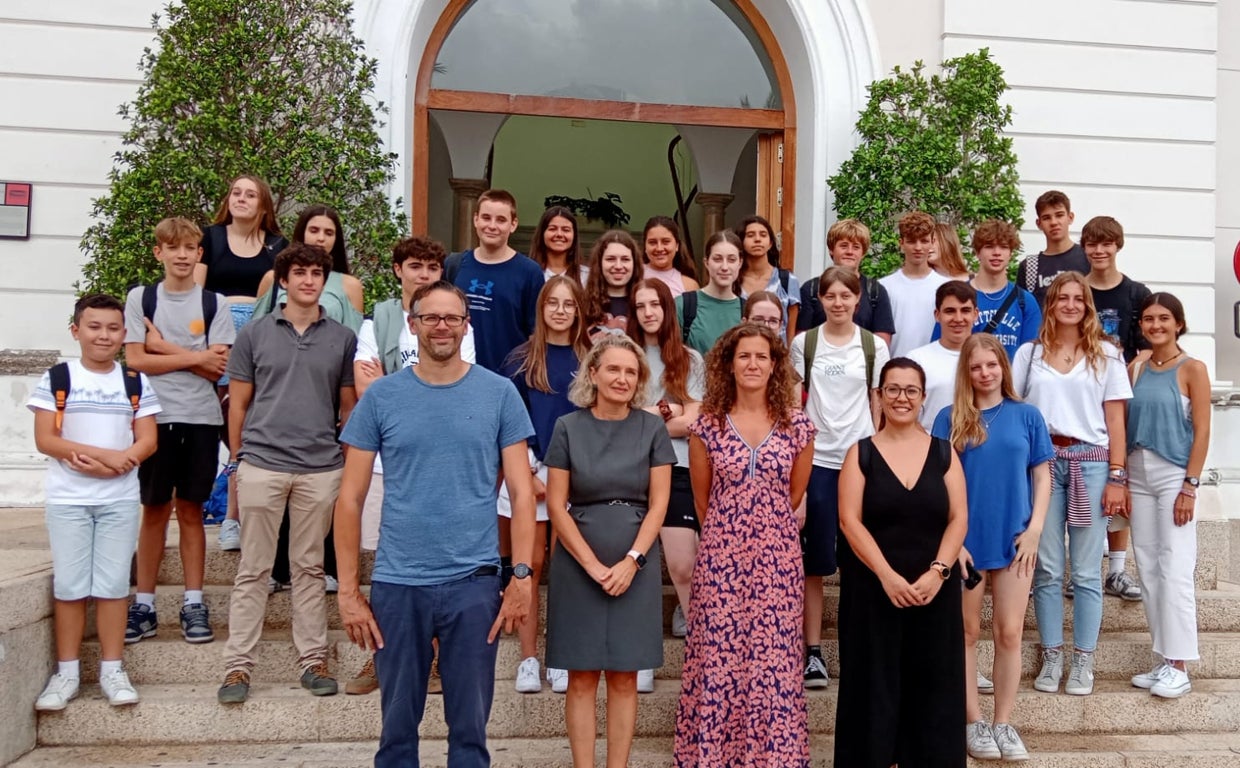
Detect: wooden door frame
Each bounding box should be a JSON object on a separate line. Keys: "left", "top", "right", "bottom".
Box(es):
{"left": 412, "top": 0, "right": 796, "bottom": 266}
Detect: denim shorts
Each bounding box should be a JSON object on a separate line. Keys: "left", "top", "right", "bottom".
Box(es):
{"left": 46, "top": 501, "right": 141, "bottom": 600}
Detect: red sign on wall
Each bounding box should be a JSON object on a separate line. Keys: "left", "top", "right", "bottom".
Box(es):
{"left": 0, "top": 182, "right": 32, "bottom": 239}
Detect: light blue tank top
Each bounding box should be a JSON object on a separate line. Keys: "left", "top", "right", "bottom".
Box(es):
{"left": 1127, "top": 359, "right": 1193, "bottom": 467}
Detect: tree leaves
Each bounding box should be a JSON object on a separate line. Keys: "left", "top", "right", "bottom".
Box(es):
{"left": 828, "top": 49, "right": 1024, "bottom": 278}
{"left": 79, "top": 0, "right": 406, "bottom": 310}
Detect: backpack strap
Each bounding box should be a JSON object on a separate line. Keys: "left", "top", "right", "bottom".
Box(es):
{"left": 803, "top": 326, "right": 819, "bottom": 385}
{"left": 120, "top": 365, "right": 143, "bottom": 416}
{"left": 860, "top": 327, "right": 876, "bottom": 389}
{"left": 49, "top": 362, "right": 70, "bottom": 433}
{"left": 141, "top": 283, "right": 160, "bottom": 325}
{"left": 444, "top": 252, "right": 465, "bottom": 284}
{"left": 778, "top": 268, "right": 790, "bottom": 294}
{"left": 201, "top": 289, "right": 217, "bottom": 346}
{"left": 681, "top": 291, "right": 698, "bottom": 344}
{"left": 1023, "top": 254, "right": 1040, "bottom": 295}
{"left": 982, "top": 284, "right": 1021, "bottom": 335}
{"left": 866, "top": 275, "right": 879, "bottom": 313}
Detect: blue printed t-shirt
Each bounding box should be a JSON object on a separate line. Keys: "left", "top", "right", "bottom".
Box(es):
{"left": 340, "top": 365, "right": 535, "bottom": 586}
{"left": 453, "top": 250, "right": 545, "bottom": 372}
{"left": 501, "top": 342, "right": 579, "bottom": 462}
{"left": 932, "top": 282, "right": 1041, "bottom": 360}
{"left": 932, "top": 400, "right": 1053, "bottom": 570}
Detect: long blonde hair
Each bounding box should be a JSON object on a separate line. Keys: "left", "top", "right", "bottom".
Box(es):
{"left": 949, "top": 334, "right": 1020, "bottom": 451}
{"left": 507, "top": 276, "right": 589, "bottom": 394}
{"left": 1036, "top": 271, "right": 1108, "bottom": 376}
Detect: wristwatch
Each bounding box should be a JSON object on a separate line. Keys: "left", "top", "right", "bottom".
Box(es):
{"left": 931, "top": 561, "right": 951, "bottom": 580}
{"left": 511, "top": 563, "right": 533, "bottom": 580}
{"left": 1184, "top": 476, "right": 1200, "bottom": 488}
{"left": 627, "top": 550, "right": 647, "bottom": 569}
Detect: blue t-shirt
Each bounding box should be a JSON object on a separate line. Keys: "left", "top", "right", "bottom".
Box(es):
{"left": 340, "top": 366, "right": 535, "bottom": 586}
{"left": 453, "top": 251, "right": 545, "bottom": 372}
{"left": 501, "top": 342, "right": 579, "bottom": 462}
{"left": 932, "top": 400, "right": 1053, "bottom": 570}
{"left": 931, "top": 283, "right": 1041, "bottom": 360}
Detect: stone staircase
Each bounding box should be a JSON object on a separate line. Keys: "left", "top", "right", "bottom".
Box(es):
{"left": 9, "top": 509, "right": 1240, "bottom": 767}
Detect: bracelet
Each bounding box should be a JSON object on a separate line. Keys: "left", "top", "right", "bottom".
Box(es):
{"left": 657, "top": 399, "right": 673, "bottom": 422}
{"left": 1178, "top": 489, "right": 1197, "bottom": 499}
{"left": 1106, "top": 476, "right": 1128, "bottom": 488}
{"left": 223, "top": 461, "right": 239, "bottom": 476}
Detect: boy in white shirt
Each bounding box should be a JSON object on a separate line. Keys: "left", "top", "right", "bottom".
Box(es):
{"left": 29, "top": 294, "right": 161, "bottom": 711}
{"left": 908, "top": 281, "right": 978, "bottom": 431}
{"left": 880, "top": 211, "right": 951, "bottom": 356}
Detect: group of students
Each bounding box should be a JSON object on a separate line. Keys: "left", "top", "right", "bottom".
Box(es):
{"left": 26, "top": 177, "right": 1210, "bottom": 768}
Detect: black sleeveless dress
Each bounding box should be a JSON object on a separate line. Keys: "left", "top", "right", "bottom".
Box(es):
{"left": 833, "top": 437, "right": 965, "bottom": 768}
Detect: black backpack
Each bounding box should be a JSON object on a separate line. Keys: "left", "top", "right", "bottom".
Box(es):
{"left": 48, "top": 363, "right": 142, "bottom": 432}
{"left": 141, "top": 282, "right": 218, "bottom": 345}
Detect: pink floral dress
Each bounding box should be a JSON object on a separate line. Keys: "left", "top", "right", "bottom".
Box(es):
{"left": 674, "top": 410, "right": 816, "bottom": 768}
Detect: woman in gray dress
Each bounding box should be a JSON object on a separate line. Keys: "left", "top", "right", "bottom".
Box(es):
{"left": 545, "top": 334, "right": 676, "bottom": 768}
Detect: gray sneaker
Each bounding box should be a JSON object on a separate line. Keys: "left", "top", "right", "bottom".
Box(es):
{"left": 125, "top": 603, "right": 157, "bottom": 645}
{"left": 1105, "top": 571, "right": 1142, "bottom": 601}
{"left": 966, "top": 721, "right": 1001, "bottom": 760}
{"left": 992, "top": 722, "right": 1029, "bottom": 761}
{"left": 1064, "top": 650, "right": 1095, "bottom": 695}
{"left": 1034, "top": 647, "right": 1063, "bottom": 692}
{"left": 671, "top": 604, "right": 687, "bottom": 638}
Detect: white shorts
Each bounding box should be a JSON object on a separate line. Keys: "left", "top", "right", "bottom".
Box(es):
{"left": 360, "top": 473, "right": 383, "bottom": 551}
{"left": 497, "top": 464, "right": 549, "bottom": 522}
{"left": 46, "top": 501, "right": 140, "bottom": 600}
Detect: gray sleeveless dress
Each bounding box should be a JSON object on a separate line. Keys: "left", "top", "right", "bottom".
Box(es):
{"left": 543, "top": 408, "right": 677, "bottom": 670}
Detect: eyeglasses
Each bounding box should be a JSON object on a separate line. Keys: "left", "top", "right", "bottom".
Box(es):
{"left": 414, "top": 313, "right": 467, "bottom": 328}
{"left": 881, "top": 385, "right": 923, "bottom": 400}
{"left": 747, "top": 317, "right": 781, "bottom": 328}
{"left": 546, "top": 300, "right": 577, "bottom": 312}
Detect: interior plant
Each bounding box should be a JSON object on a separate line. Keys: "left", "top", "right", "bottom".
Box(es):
{"left": 543, "top": 192, "right": 631, "bottom": 229}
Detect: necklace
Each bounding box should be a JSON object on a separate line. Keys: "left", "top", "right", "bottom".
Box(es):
{"left": 1152, "top": 350, "right": 1184, "bottom": 367}
{"left": 981, "top": 400, "right": 1006, "bottom": 429}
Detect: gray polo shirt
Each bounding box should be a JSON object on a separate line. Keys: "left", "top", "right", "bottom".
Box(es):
{"left": 227, "top": 306, "right": 357, "bottom": 473}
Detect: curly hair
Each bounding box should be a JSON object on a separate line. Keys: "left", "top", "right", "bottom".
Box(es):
{"left": 700, "top": 324, "right": 799, "bottom": 429}
{"left": 567, "top": 334, "right": 651, "bottom": 409}
{"left": 583, "top": 230, "right": 643, "bottom": 328}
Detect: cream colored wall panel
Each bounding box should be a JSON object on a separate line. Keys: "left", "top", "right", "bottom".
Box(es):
{"left": 864, "top": 0, "right": 944, "bottom": 72}
{"left": 1005, "top": 89, "right": 1216, "bottom": 143}
{"left": 0, "top": 238, "right": 87, "bottom": 294}
{"left": 1144, "top": 283, "right": 1213, "bottom": 335}
{"left": 1012, "top": 135, "right": 1215, "bottom": 191}
{"left": 2, "top": 1, "right": 161, "bottom": 29}
{"left": 0, "top": 23, "right": 150, "bottom": 81}
{"left": 944, "top": 0, "right": 1214, "bottom": 51}
{"left": 1217, "top": 70, "right": 1240, "bottom": 228}
{"left": 1018, "top": 184, "right": 1213, "bottom": 239}
{"left": 0, "top": 291, "right": 78, "bottom": 356}
{"left": 0, "top": 77, "right": 134, "bottom": 134}
{"left": 1220, "top": 0, "right": 1240, "bottom": 71}
{"left": 943, "top": 37, "right": 1215, "bottom": 97}
{"left": 28, "top": 185, "right": 103, "bottom": 240}
{"left": 0, "top": 130, "right": 121, "bottom": 185}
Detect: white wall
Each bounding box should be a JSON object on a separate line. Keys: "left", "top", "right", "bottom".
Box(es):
{"left": 1215, "top": 0, "right": 1240, "bottom": 386}
{"left": 942, "top": 0, "right": 1220, "bottom": 378}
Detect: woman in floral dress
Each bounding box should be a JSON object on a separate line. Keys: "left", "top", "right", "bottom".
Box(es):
{"left": 674, "top": 324, "right": 816, "bottom": 767}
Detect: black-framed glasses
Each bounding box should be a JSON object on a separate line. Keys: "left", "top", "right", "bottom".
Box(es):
{"left": 414, "top": 313, "right": 467, "bottom": 328}
{"left": 881, "top": 385, "right": 923, "bottom": 400}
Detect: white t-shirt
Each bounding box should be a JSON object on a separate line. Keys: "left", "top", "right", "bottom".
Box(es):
{"left": 791, "top": 326, "right": 891, "bottom": 469}
{"left": 907, "top": 341, "right": 962, "bottom": 431}
{"left": 646, "top": 344, "right": 706, "bottom": 467}
{"left": 355, "top": 313, "right": 476, "bottom": 475}
{"left": 880, "top": 269, "right": 951, "bottom": 357}
{"left": 1012, "top": 341, "right": 1132, "bottom": 446}
{"left": 27, "top": 360, "right": 161, "bottom": 504}
{"left": 543, "top": 265, "right": 590, "bottom": 284}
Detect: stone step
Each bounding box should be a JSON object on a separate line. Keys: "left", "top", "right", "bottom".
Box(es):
{"left": 79, "top": 629, "right": 1240, "bottom": 685}
{"left": 34, "top": 679, "right": 1240, "bottom": 746}
{"left": 13, "top": 733, "right": 1240, "bottom": 767}
{"left": 127, "top": 582, "right": 1240, "bottom": 635}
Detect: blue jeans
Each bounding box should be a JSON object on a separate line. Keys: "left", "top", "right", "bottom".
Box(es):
{"left": 802, "top": 466, "right": 840, "bottom": 576}
{"left": 1032, "top": 447, "right": 1108, "bottom": 652}
{"left": 371, "top": 573, "right": 502, "bottom": 768}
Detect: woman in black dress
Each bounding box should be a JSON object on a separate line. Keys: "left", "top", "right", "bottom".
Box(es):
{"left": 835, "top": 357, "right": 969, "bottom": 768}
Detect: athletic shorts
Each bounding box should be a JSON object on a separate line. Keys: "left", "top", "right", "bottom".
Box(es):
{"left": 802, "top": 465, "right": 840, "bottom": 576}
{"left": 497, "top": 464, "right": 550, "bottom": 522}
{"left": 661, "top": 466, "right": 700, "bottom": 532}
{"left": 139, "top": 422, "right": 221, "bottom": 505}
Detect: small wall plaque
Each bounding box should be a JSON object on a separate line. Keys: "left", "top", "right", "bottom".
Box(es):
{"left": 0, "top": 182, "right": 32, "bottom": 240}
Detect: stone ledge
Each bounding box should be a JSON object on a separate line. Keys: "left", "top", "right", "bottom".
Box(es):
{"left": 0, "top": 351, "right": 60, "bottom": 377}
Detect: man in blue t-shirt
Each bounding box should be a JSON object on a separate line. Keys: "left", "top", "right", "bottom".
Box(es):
{"left": 932, "top": 219, "right": 1041, "bottom": 359}
{"left": 447, "top": 189, "right": 544, "bottom": 372}
{"left": 334, "top": 281, "right": 537, "bottom": 768}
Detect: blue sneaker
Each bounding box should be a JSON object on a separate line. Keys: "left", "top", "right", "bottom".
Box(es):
{"left": 125, "top": 603, "right": 157, "bottom": 644}
{"left": 180, "top": 603, "right": 214, "bottom": 644}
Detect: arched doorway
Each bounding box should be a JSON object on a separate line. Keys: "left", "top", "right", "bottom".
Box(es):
{"left": 410, "top": 0, "right": 798, "bottom": 265}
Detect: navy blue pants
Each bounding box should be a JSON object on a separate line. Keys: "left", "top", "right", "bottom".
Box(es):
{"left": 371, "top": 574, "right": 502, "bottom": 768}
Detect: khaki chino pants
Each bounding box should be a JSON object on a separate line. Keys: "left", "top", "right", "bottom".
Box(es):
{"left": 224, "top": 462, "right": 343, "bottom": 675}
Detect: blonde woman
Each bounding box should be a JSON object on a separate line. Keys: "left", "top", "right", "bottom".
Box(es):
{"left": 932, "top": 333, "right": 1052, "bottom": 760}
{"left": 544, "top": 335, "right": 676, "bottom": 768}
{"left": 1012, "top": 271, "right": 1132, "bottom": 697}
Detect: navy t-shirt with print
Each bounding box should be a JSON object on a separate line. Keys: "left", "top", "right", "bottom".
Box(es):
{"left": 453, "top": 250, "right": 545, "bottom": 372}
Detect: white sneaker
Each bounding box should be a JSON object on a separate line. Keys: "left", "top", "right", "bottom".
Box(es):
{"left": 324, "top": 575, "right": 339, "bottom": 593}
{"left": 671, "top": 604, "right": 687, "bottom": 638}
{"left": 218, "top": 519, "right": 241, "bottom": 551}
{"left": 966, "top": 720, "right": 1001, "bottom": 760}
{"left": 637, "top": 669, "right": 655, "bottom": 693}
{"left": 547, "top": 667, "right": 568, "bottom": 693}
{"left": 515, "top": 656, "right": 541, "bottom": 693}
{"left": 977, "top": 671, "right": 994, "bottom": 694}
{"left": 1131, "top": 663, "right": 1169, "bottom": 690}
{"left": 99, "top": 668, "right": 140, "bottom": 706}
{"left": 34, "top": 673, "right": 79, "bottom": 711}
{"left": 992, "top": 722, "right": 1029, "bottom": 761}
{"left": 1150, "top": 666, "right": 1191, "bottom": 699}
